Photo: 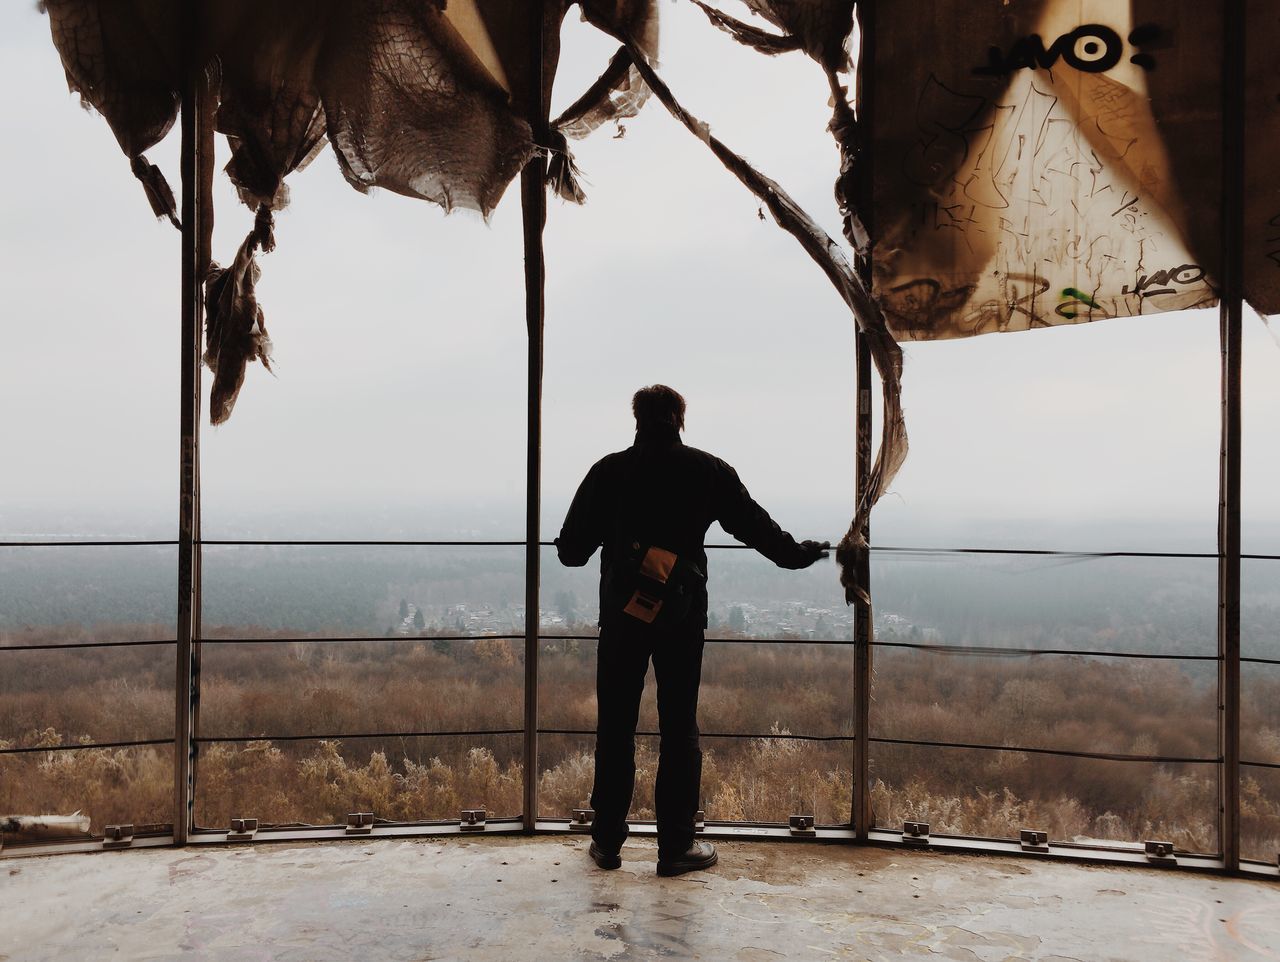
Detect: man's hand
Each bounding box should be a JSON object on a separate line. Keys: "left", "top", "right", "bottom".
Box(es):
{"left": 798, "top": 540, "right": 831, "bottom": 568}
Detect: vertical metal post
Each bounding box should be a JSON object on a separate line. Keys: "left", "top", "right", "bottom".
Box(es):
{"left": 851, "top": 0, "right": 876, "bottom": 841}
{"left": 188, "top": 49, "right": 215, "bottom": 836}
{"left": 852, "top": 345, "right": 872, "bottom": 841}
{"left": 521, "top": 8, "right": 548, "bottom": 833}
{"left": 174, "top": 0, "right": 209, "bottom": 846}
{"left": 1218, "top": 0, "right": 1245, "bottom": 872}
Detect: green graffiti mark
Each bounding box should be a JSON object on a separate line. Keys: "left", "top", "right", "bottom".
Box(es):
{"left": 1062, "top": 287, "right": 1101, "bottom": 307}
{"left": 1058, "top": 287, "right": 1102, "bottom": 319}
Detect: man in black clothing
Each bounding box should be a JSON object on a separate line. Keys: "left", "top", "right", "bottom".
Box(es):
{"left": 555, "top": 385, "right": 829, "bottom": 877}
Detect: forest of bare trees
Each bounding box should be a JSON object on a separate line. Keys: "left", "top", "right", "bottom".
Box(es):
{"left": 3, "top": 620, "right": 1277, "bottom": 861}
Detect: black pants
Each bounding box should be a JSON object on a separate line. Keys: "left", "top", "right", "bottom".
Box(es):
{"left": 590, "top": 621, "right": 705, "bottom": 860}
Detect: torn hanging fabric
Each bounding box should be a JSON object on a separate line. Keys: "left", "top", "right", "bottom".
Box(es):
{"left": 43, "top": 0, "right": 899, "bottom": 601}
{"left": 318, "top": 0, "right": 535, "bottom": 215}
{"left": 559, "top": 0, "right": 660, "bottom": 139}
{"left": 42, "top": 0, "right": 662, "bottom": 424}
{"left": 686, "top": 1, "right": 867, "bottom": 252}
{"left": 204, "top": 208, "right": 275, "bottom": 426}
{"left": 547, "top": 0, "right": 661, "bottom": 200}
{"left": 43, "top": 0, "right": 181, "bottom": 225}
{"left": 737, "top": 0, "right": 855, "bottom": 72}
{"left": 211, "top": 0, "right": 332, "bottom": 213}
{"left": 688, "top": 1, "right": 805, "bottom": 56}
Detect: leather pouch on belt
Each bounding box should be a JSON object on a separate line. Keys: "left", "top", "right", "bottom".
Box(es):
{"left": 623, "top": 546, "right": 678, "bottom": 624}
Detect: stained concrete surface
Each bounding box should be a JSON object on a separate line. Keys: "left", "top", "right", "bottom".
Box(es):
{"left": 2, "top": 837, "right": 1278, "bottom": 961}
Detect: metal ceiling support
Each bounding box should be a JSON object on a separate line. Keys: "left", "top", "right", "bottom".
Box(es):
{"left": 851, "top": 0, "right": 876, "bottom": 841}
{"left": 1218, "top": 0, "right": 1246, "bottom": 873}
{"left": 521, "top": 3, "right": 549, "bottom": 833}
{"left": 174, "top": 0, "right": 209, "bottom": 846}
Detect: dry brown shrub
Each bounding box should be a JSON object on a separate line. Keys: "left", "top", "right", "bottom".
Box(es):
{"left": 4, "top": 635, "right": 1274, "bottom": 856}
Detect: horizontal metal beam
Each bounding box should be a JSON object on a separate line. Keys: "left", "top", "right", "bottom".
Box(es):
{"left": 0, "top": 834, "right": 176, "bottom": 859}
{"left": 187, "top": 819, "right": 526, "bottom": 845}
{"left": 6, "top": 824, "right": 1276, "bottom": 880}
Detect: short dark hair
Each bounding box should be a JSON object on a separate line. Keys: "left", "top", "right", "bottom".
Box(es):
{"left": 632, "top": 384, "right": 686, "bottom": 431}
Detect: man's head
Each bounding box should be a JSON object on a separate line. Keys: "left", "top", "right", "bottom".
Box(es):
{"left": 632, "top": 384, "right": 686, "bottom": 433}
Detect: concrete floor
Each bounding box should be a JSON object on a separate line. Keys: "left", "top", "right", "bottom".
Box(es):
{"left": 3, "top": 837, "right": 1279, "bottom": 961}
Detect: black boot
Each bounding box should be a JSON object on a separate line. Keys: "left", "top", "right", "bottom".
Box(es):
{"left": 656, "top": 841, "right": 717, "bottom": 877}
{"left": 589, "top": 840, "right": 622, "bottom": 870}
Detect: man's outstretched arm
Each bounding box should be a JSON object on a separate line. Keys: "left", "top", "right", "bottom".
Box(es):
{"left": 714, "top": 460, "right": 828, "bottom": 569}
{"left": 555, "top": 462, "right": 606, "bottom": 566}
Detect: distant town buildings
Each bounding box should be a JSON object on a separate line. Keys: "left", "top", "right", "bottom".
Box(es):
{"left": 394, "top": 596, "right": 934, "bottom": 641}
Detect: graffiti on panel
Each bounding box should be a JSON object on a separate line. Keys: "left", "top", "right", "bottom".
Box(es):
{"left": 872, "top": 0, "right": 1218, "bottom": 340}
{"left": 975, "top": 22, "right": 1164, "bottom": 76}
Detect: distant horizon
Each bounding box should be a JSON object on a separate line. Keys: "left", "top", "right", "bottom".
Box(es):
{"left": 3, "top": 502, "right": 1279, "bottom": 553}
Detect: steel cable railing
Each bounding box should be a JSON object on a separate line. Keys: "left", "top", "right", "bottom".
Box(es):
{"left": 869, "top": 640, "right": 1220, "bottom": 661}
{"left": 534, "top": 728, "right": 1218, "bottom": 765}
{"left": 0, "top": 738, "right": 174, "bottom": 755}
{"left": 200, "top": 634, "right": 523, "bottom": 645}
{"left": 0, "top": 540, "right": 178, "bottom": 547}
{"left": 194, "top": 729, "right": 523, "bottom": 744}
{"left": 864, "top": 736, "right": 1217, "bottom": 766}
{"left": 199, "top": 539, "right": 526, "bottom": 547}
{"left": 0, "top": 527, "right": 178, "bottom": 752}
{"left": 539, "top": 634, "right": 1227, "bottom": 660}
{"left": 0, "top": 639, "right": 175, "bottom": 652}
{"left": 537, "top": 728, "right": 853, "bottom": 742}
{"left": 539, "top": 632, "right": 859, "bottom": 645}
{"left": 7, "top": 538, "right": 1275, "bottom": 559}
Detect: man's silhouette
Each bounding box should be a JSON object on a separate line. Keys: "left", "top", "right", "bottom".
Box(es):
{"left": 555, "top": 385, "right": 829, "bottom": 876}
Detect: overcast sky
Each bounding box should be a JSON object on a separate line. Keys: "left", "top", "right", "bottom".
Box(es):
{"left": 2, "top": 2, "right": 1278, "bottom": 551}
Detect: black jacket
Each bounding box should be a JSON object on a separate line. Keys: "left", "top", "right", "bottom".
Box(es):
{"left": 555, "top": 425, "right": 815, "bottom": 629}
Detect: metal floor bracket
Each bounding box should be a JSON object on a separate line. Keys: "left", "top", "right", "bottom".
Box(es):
{"left": 461, "top": 809, "right": 486, "bottom": 832}
{"left": 346, "top": 813, "right": 374, "bottom": 835}
{"left": 103, "top": 824, "right": 134, "bottom": 849}
{"left": 1145, "top": 840, "right": 1177, "bottom": 864}
{"left": 902, "top": 821, "right": 930, "bottom": 846}
{"left": 789, "top": 815, "right": 816, "bottom": 837}
{"left": 1020, "top": 829, "right": 1049, "bottom": 852}
{"left": 227, "top": 818, "right": 259, "bottom": 842}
